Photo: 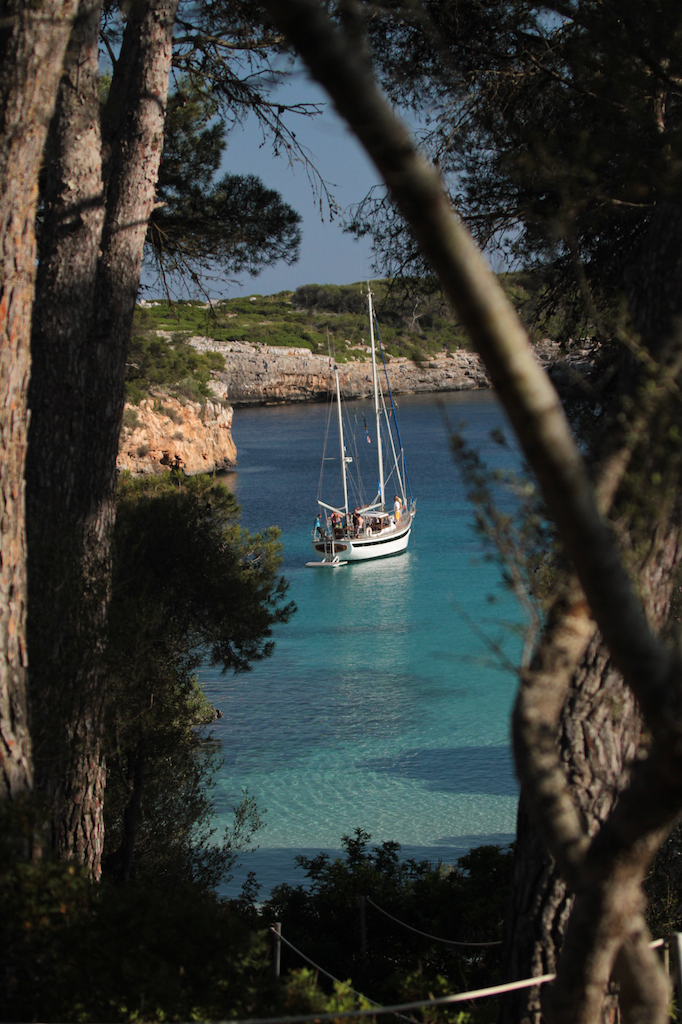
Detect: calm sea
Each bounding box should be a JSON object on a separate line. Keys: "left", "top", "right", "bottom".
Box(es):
{"left": 200, "top": 390, "right": 524, "bottom": 898}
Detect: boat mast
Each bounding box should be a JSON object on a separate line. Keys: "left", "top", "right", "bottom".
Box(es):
{"left": 368, "top": 286, "right": 385, "bottom": 507}
{"left": 335, "top": 368, "right": 349, "bottom": 514}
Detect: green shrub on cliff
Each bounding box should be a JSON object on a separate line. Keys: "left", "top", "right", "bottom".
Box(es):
{"left": 125, "top": 329, "right": 225, "bottom": 403}
{"left": 132, "top": 272, "right": 554, "bottom": 383}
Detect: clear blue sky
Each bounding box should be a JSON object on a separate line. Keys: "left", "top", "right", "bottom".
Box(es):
{"left": 218, "top": 66, "right": 384, "bottom": 298}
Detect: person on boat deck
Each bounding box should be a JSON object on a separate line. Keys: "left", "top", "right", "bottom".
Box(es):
{"left": 394, "top": 495, "right": 402, "bottom": 523}
{"left": 315, "top": 513, "right": 325, "bottom": 537}
{"left": 354, "top": 508, "right": 364, "bottom": 535}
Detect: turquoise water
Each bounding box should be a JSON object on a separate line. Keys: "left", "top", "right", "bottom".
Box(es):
{"left": 200, "top": 391, "right": 524, "bottom": 897}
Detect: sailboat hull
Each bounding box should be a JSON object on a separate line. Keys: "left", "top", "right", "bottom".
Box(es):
{"left": 312, "top": 516, "right": 413, "bottom": 563}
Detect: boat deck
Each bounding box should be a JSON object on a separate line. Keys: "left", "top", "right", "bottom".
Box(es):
{"left": 315, "top": 518, "right": 412, "bottom": 544}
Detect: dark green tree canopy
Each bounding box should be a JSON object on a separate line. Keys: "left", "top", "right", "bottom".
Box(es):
{"left": 111, "top": 471, "right": 295, "bottom": 676}
{"left": 147, "top": 83, "right": 302, "bottom": 288}
{"left": 103, "top": 472, "right": 295, "bottom": 887}
{"left": 352, "top": 0, "right": 682, "bottom": 337}
{"left": 265, "top": 828, "right": 511, "bottom": 1005}
{"left": 101, "top": 1, "right": 315, "bottom": 292}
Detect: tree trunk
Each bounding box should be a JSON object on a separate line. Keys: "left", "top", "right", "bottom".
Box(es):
{"left": 26, "top": 0, "right": 107, "bottom": 872}
{"left": 501, "top": 639, "right": 642, "bottom": 1024}
{"left": 499, "top": 199, "right": 682, "bottom": 1024}
{"left": 26, "top": 0, "right": 178, "bottom": 878}
{"left": 119, "top": 738, "right": 147, "bottom": 885}
{"left": 255, "top": 5, "right": 682, "bottom": 1017}
{"left": 0, "top": 0, "right": 76, "bottom": 801}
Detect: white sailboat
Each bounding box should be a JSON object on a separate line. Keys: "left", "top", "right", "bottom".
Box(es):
{"left": 307, "top": 286, "right": 416, "bottom": 567}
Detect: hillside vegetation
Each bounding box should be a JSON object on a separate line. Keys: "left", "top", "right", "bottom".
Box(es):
{"left": 130, "top": 274, "right": 557, "bottom": 402}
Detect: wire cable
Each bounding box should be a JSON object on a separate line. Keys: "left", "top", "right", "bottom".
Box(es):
{"left": 272, "top": 929, "right": 372, "bottom": 1000}
{"left": 189, "top": 937, "right": 666, "bottom": 1024}
{"left": 211, "top": 972, "right": 558, "bottom": 1024}
{"left": 270, "top": 929, "right": 416, "bottom": 1024}
{"left": 366, "top": 897, "right": 502, "bottom": 947}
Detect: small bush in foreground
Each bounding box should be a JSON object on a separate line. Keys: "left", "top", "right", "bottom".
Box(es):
{"left": 262, "top": 829, "right": 512, "bottom": 1019}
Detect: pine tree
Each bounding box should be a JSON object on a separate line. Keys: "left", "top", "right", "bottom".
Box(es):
{"left": 25, "top": 0, "right": 306, "bottom": 878}
{"left": 263, "top": 3, "right": 682, "bottom": 1020}
{"left": 0, "top": 0, "right": 77, "bottom": 803}
{"left": 104, "top": 472, "right": 293, "bottom": 887}
{"left": 342, "top": 5, "right": 682, "bottom": 1018}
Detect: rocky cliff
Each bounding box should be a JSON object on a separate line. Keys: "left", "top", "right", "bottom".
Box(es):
{"left": 191, "top": 338, "right": 491, "bottom": 404}
{"left": 189, "top": 335, "right": 581, "bottom": 406}
{"left": 117, "top": 335, "right": 593, "bottom": 475}
{"left": 117, "top": 396, "right": 237, "bottom": 476}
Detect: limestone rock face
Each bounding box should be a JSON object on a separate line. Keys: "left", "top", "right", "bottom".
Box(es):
{"left": 116, "top": 338, "right": 591, "bottom": 478}
{"left": 188, "top": 338, "right": 494, "bottom": 404}
{"left": 194, "top": 337, "right": 588, "bottom": 405}
{"left": 117, "top": 396, "right": 237, "bottom": 476}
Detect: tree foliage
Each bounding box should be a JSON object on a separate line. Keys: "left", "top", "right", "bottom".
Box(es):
{"left": 645, "top": 823, "right": 682, "bottom": 943}
{"left": 147, "top": 82, "right": 302, "bottom": 290}
{"left": 103, "top": 472, "right": 294, "bottom": 886}
{"left": 2, "top": 809, "right": 401, "bottom": 1023}
{"left": 113, "top": 472, "right": 293, "bottom": 671}
{"left": 264, "top": 829, "right": 510, "bottom": 1019}
{"left": 0, "top": 803, "right": 279, "bottom": 1023}
{"left": 355, "top": 0, "right": 682, "bottom": 338}
{"left": 263, "top": 3, "right": 682, "bottom": 1023}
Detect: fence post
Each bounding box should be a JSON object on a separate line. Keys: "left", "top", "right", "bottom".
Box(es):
{"left": 273, "top": 922, "right": 282, "bottom": 978}
{"left": 359, "top": 895, "right": 367, "bottom": 960}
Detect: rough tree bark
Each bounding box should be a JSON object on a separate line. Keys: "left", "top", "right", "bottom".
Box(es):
{"left": 503, "top": 633, "right": 660, "bottom": 1024}
{"left": 500, "top": 198, "right": 682, "bottom": 1024}
{"left": 26, "top": 0, "right": 179, "bottom": 877}
{"left": 26, "top": 0, "right": 106, "bottom": 872}
{"left": 264, "top": 4, "right": 682, "bottom": 1022}
{"left": 0, "top": 0, "right": 76, "bottom": 801}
